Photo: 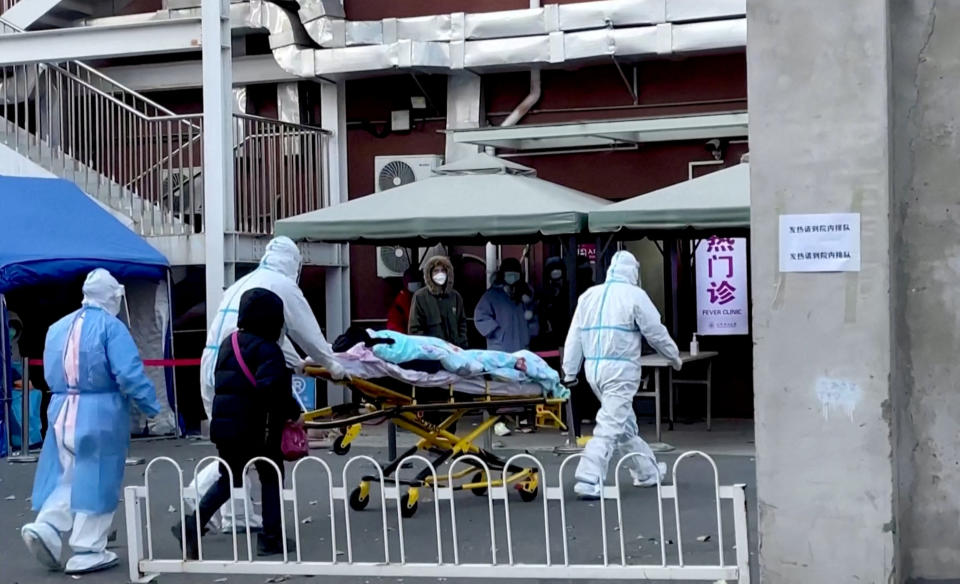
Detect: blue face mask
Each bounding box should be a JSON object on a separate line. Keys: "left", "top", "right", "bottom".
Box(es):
{"left": 504, "top": 272, "right": 521, "bottom": 285}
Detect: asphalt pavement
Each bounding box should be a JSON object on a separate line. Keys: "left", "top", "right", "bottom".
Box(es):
{"left": 0, "top": 437, "right": 757, "bottom": 584}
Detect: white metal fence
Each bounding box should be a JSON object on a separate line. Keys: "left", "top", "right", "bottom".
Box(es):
{"left": 125, "top": 451, "right": 750, "bottom": 582}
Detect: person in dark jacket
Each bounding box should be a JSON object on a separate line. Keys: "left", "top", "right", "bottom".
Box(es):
{"left": 540, "top": 256, "right": 570, "bottom": 350}
{"left": 408, "top": 255, "right": 468, "bottom": 348}
{"left": 474, "top": 257, "right": 538, "bottom": 352}
{"left": 173, "top": 288, "right": 301, "bottom": 559}
{"left": 408, "top": 255, "right": 467, "bottom": 430}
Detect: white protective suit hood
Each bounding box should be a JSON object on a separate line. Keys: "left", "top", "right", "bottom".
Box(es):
{"left": 606, "top": 251, "right": 640, "bottom": 287}
{"left": 259, "top": 236, "right": 302, "bottom": 281}
{"left": 81, "top": 269, "right": 124, "bottom": 317}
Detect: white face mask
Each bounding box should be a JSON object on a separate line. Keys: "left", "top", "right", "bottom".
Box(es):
{"left": 504, "top": 272, "right": 521, "bottom": 285}
{"left": 407, "top": 282, "right": 422, "bottom": 293}
{"left": 550, "top": 269, "right": 563, "bottom": 280}
{"left": 432, "top": 271, "right": 448, "bottom": 286}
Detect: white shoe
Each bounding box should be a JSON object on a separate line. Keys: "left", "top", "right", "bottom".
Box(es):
{"left": 631, "top": 462, "right": 668, "bottom": 488}
{"left": 22, "top": 522, "right": 62, "bottom": 570}
{"left": 222, "top": 514, "right": 264, "bottom": 533}
{"left": 574, "top": 481, "right": 601, "bottom": 500}
{"left": 64, "top": 550, "right": 119, "bottom": 575}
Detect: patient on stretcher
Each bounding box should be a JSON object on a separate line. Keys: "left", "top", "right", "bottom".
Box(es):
{"left": 330, "top": 327, "right": 568, "bottom": 398}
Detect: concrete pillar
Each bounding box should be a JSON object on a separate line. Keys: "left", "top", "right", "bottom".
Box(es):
{"left": 320, "top": 79, "right": 349, "bottom": 405}
{"left": 748, "top": 0, "right": 899, "bottom": 582}
{"left": 890, "top": 1, "right": 960, "bottom": 579}
{"left": 201, "top": 0, "right": 234, "bottom": 326}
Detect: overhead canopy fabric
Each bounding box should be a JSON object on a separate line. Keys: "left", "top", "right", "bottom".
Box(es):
{"left": 276, "top": 154, "right": 610, "bottom": 242}
{"left": 588, "top": 163, "right": 750, "bottom": 233}
{"left": 0, "top": 176, "right": 169, "bottom": 293}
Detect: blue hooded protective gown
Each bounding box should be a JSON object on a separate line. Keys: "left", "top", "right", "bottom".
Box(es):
{"left": 31, "top": 306, "right": 160, "bottom": 515}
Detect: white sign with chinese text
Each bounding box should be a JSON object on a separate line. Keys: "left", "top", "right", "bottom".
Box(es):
{"left": 779, "top": 213, "right": 861, "bottom": 272}
{"left": 696, "top": 236, "right": 749, "bottom": 335}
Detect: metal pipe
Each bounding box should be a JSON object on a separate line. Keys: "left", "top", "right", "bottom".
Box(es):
{"left": 19, "top": 357, "right": 28, "bottom": 452}
{"left": 486, "top": 24, "right": 543, "bottom": 285}
{"left": 387, "top": 422, "right": 397, "bottom": 461}
{"left": 501, "top": 69, "right": 541, "bottom": 128}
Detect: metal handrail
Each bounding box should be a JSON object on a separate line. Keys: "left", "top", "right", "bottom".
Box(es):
{"left": 232, "top": 113, "right": 329, "bottom": 234}
{"left": 1, "top": 28, "right": 331, "bottom": 238}
{"left": 38, "top": 60, "right": 202, "bottom": 129}
{"left": 0, "top": 13, "right": 184, "bottom": 120}
{"left": 234, "top": 112, "right": 331, "bottom": 134}
{"left": 129, "top": 114, "right": 329, "bottom": 194}
{"left": 2, "top": 59, "right": 206, "bottom": 236}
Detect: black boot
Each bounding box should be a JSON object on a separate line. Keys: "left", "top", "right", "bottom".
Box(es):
{"left": 257, "top": 533, "right": 297, "bottom": 557}
{"left": 170, "top": 515, "right": 205, "bottom": 561}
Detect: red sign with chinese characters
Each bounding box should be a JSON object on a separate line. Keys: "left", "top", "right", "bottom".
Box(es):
{"left": 695, "top": 236, "right": 749, "bottom": 335}
{"left": 577, "top": 244, "right": 596, "bottom": 263}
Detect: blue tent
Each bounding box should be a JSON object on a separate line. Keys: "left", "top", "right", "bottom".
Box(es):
{"left": 0, "top": 176, "right": 168, "bottom": 292}
{"left": 0, "top": 176, "right": 171, "bottom": 456}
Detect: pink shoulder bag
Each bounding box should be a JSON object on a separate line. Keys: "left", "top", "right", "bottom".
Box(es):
{"left": 231, "top": 331, "right": 309, "bottom": 461}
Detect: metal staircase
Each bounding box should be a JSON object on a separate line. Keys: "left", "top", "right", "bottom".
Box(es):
{"left": 1, "top": 14, "right": 331, "bottom": 260}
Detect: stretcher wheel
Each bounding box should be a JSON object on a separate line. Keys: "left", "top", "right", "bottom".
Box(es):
{"left": 400, "top": 494, "right": 418, "bottom": 518}
{"left": 518, "top": 485, "right": 538, "bottom": 502}
{"left": 471, "top": 472, "right": 488, "bottom": 497}
{"left": 349, "top": 486, "right": 369, "bottom": 511}
{"left": 333, "top": 435, "right": 351, "bottom": 456}
{"left": 516, "top": 475, "right": 539, "bottom": 503}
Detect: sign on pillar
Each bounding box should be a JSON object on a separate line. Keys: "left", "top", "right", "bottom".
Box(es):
{"left": 779, "top": 213, "right": 861, "bottom": 272}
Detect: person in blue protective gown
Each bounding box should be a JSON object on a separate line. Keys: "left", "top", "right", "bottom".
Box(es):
{"left": 561, "top": 251, "right": 682, "bottom": 499}
{"left": 21, "top": 269, "right": 162, "bottom": 574}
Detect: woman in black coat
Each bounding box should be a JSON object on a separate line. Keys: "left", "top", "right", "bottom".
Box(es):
{"left": 175, "top": 287, "right": 302, "bottom": 558}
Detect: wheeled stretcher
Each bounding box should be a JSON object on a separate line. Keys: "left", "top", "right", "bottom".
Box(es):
{"left": 302, "top": 365, "right": 566, "bottom": 518}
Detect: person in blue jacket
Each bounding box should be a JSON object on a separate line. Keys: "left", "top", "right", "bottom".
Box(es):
{"left": 474, "top": 258, "right": 538, "bottom": 352}
{"left": 20, "top": 269, "right": 161, "bottom": 575}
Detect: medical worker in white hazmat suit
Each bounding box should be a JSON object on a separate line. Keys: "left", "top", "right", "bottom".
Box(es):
{"left": 562, "top": 251, "right": 682, "bottom": 499}
{"left": 22, "top": 269, "right": 161, "bottom": 574}
{"left": 187, "top": 236, "right": 346, "bottom": 532}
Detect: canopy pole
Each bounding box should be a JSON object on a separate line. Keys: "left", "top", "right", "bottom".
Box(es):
{"left": 668, "top": 239, "right": 680, "bottom": 338}
{"left": 166, "top": 270, "right": 181, "bottom": 438}
{"left": 554, "top": 235, "right": 583, "bottom": 454}
{"left": 564, "top": 236, "right": 578, "bottom": 322}
{"left": 1, "top": 295, "right": 12, "bottom": 457}
{"left": 10, "top": 357, "right": 37, "bottom": 463}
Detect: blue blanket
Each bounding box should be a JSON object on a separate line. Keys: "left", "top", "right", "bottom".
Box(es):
{"left": 366, "top": 330, "right": 567, "bottom": 398}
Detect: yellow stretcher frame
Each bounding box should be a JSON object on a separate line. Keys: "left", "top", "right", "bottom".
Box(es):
{"left": 303, "top": 366, "right": 565, "bottom": 518}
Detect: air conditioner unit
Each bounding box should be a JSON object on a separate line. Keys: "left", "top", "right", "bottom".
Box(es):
{"left": 374, "top": 155, "right": 443, "bottom": 278}
{"left": 377, "top": 246, "right": 415, "bottom": 278}
{"left": 374, "top": 154, "right": 443, "bottom": 192}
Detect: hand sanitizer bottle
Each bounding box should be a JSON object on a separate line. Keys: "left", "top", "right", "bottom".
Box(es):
{"left": 690, "top": 333, "right": 699, "bottom": 356}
